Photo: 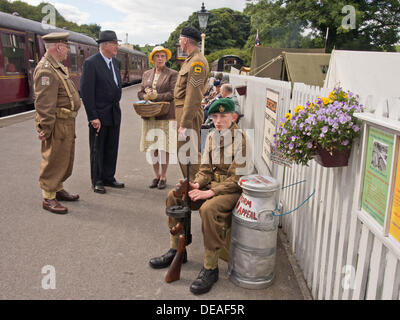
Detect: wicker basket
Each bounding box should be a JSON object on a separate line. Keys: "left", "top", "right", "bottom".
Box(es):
{"left": 133, "top": 101, "right": 170, "bottom": 118}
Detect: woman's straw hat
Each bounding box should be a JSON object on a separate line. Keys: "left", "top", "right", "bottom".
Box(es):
{"left": 149, "top": 46, "right": 172, "bottom": 64}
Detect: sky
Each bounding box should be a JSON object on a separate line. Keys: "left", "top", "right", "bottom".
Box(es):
{"left": 14, "top": 0, "right": 248, "bottom": 46}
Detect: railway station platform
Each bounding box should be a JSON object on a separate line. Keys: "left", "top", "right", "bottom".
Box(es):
{"left": 0, "top": 85, "right": 308, "bottom": 300}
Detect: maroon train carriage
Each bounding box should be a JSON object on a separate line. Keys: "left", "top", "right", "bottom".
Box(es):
{"left": 0, "top": 11, "right": 149, "bottom": 116}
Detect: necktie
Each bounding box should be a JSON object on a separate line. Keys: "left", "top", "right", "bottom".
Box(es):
{"left": 108, "top": 61, "right": 117, "bottom": 86}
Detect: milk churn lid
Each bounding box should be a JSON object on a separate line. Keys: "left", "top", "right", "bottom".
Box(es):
{"left": 238, "top": 174, "right": 280, "bottom": 193}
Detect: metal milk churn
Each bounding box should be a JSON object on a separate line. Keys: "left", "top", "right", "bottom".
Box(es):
{"left": 228, "top": 174, "right": 280, "bottom": 289}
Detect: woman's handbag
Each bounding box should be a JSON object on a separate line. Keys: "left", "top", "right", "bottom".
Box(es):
{"left": 133, "top": 101, "right": 170, "bottom": 118}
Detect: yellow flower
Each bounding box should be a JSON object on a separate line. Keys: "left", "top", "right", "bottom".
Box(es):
{"left": 329, "top": 91, "right": 336, "bottom": 100}
{"left": 294, "top": 105, "right": 304, "bottom": 114}
{"left": 308, "top": 102, "right": 314, "bottom": 109}
{"left": 321, "top": 97, "right": 330, "bottom": 105}
{"left": 285, "top": 112, "right": 292, "bottom": 120}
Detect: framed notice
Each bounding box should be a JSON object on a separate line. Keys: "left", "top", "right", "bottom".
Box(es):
{"left": 390, "top": 139, "right": 400, "bottom": 242}
{"left": 262, "top": 89, "right": 278, "bottom": 171}
{"left": 361, "top": 127, "right": 395, "bottom": 226}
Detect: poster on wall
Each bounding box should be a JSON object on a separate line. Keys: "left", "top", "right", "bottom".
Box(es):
{"left": 390, "top": 142, "right": 400, "bottom": 243}
{"left": 262, "top": 89, "right": 278, "bottom": 171}
{"left": 361, "top": 127, "right": 395, "bottom": 226}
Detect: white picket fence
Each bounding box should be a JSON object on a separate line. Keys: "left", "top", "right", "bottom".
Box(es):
{"left": 227, "top": 73, "right": 400, "bottom": 300}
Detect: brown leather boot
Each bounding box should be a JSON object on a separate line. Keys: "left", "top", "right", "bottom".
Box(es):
{"left": 43, "top": 198, "right": 68, "bottom": 214}
{"left": 56, "top": 190, "right": 79, "bottom": 201}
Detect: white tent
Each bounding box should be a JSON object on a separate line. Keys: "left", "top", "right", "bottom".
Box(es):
{"left": 324, "top": 50, "right": 400, "bottom": 106}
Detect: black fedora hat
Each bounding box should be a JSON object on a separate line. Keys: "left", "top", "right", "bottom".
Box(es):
{"left": 96, "top": 30, "right": 121, "bottom": 44}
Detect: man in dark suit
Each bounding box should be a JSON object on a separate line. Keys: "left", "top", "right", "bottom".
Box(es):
{"left": 81, "top": 30, "right": 125, "bottom": 194}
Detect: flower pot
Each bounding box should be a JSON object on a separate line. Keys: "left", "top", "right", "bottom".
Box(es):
{"left": 314, "top": 144, "right": 351, "bottom": 167}
{"left": 235, "top": 85, "right": 247, "bottom": 96}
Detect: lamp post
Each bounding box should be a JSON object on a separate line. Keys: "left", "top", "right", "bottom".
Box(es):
{"left": 197, "top": 3, "right": 209, "bottom": 54}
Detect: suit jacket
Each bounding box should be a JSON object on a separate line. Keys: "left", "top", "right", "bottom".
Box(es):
{"left": 80, "top": 52, "right": 122, "bottom": 126}
{"left": 137, "top": 67, "right": 178, "bottom": 120}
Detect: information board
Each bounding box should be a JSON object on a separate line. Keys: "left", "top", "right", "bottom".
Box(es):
{"left": 361, "top": 127, "right": 395, "bottom": 226}
{"left": 262, "top": 89, "right": 278, "bottom": 171}
{"left": 390, "top": 146, "right": 400, "bottom": 242}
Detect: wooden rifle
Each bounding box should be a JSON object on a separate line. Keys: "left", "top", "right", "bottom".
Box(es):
{"left": 165, "top": 162, "right": 192, "bottom": 283}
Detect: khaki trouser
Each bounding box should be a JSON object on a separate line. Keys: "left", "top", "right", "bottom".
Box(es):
{"left": 166, "top": 189, "right": 240, "bottom": 251}
{"left": 175, "top": 106, "right": 203, "bottom": 181}
{"left": 39, "top": 118, "right": 76, "bottom": 195}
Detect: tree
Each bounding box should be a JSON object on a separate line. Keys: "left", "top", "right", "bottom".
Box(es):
{"left": 0, "top": 0, "right": 102, "bottom": 39}
{"left": 243, "top": 0, "right": 311, "bottom": 49}
{"left": 163, "top": 8, "right": 250, "bottom": 70}
{"left": 282, "top": 0, "right": 400, "bottom": 51}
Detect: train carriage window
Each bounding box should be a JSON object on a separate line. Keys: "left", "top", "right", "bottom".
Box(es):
{"left": 79, "top": 49, "right": 85, "bottom": 69}
{"left": 1, "top": 32, "right": 26, "bottom": 73}
{"left": 70, "top": 45, "right": 78, "bottom": 72}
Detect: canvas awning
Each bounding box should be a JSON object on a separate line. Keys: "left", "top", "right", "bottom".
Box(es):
{"left": 283, "top": 52, "right": 331, "bottom": 87}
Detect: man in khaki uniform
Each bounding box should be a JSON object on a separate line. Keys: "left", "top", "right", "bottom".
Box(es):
{"left": 34, "top": 32, "right": 81, "bottom": 214}
{"left": 149, "top": 98, "right": 248, "bottom": 295}
{"left": 174, "top": 27, "right": 209, "bottom": 180}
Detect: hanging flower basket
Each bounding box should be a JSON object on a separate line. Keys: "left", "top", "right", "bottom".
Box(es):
{"left": 235, "top": 85, "right": 247, "bottom": 96}
{"left": 314, "top": 144, "right": 351, "bottom": 167}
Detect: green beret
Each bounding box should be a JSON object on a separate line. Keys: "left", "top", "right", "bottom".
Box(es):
{"left": 208, "top": 98, "right": 235, "bottom": 115}
{"left": 42, "top": 32, "right": 69, "bottom": 43}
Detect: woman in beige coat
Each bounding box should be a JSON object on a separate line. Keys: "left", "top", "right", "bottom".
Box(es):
{"left": 138, "top": 46, "right": 178, "bottom": 189}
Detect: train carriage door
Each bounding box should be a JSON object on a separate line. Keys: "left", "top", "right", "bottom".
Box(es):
{"left": 0, "top": 32, "right": 29, "bottom": 104}
{"left": 26, "top": 32, "right": 38, "bottom": 100}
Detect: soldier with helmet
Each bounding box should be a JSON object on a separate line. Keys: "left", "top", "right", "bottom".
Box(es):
{"left": 34, "top": 32, "right": 81, "bottom": 214}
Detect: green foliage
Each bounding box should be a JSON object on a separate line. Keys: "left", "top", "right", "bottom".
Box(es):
{"left": 205, "top": 48, "right": 251, "bottom": 67}
{"left": 244, "top": 0, "right": 311, "bottom": 49}
{"left": 0, "top": 0, "right": 101, "bottom": 39}
{"left": 243, "top": 0, "right": 399, "bottom": 52}
{"left": 163, "top": 8, "right": 250, "bottom": 71}
{"left": 282, "top": 0, "right": 400, "bottom": 51}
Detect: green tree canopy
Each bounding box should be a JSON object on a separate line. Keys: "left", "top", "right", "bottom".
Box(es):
{"left": 245, "top": 0, "right": 400, "bottom": 52}
{"left": 163, "top": 8, "right": 250, "bottom": 70}
{"left": 0, "top": 0, "right": 101, "bottom": 39}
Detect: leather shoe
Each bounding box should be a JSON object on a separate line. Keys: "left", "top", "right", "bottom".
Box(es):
{"left": 149, "top": 248, "right": 187, "bottom": 269}
{"left": 157, "top": 179, "right": 167, "bottom": 189}
{"left": 104, "top": 180, "right": 125, "bottom": 188}
{"left": 190, "top": 267, "right": 219, "bottom": 295}
{"left": 149, "top": 178, "right": 160, "bottom": 188}
{"left": 43, "top": 198, "right": 68, "bottom": 214}
{"left": 93, "top": 184, "right": 106, "bottom": 194}
{"left": 56, "top": 189, "right": 79, "bottom": 201}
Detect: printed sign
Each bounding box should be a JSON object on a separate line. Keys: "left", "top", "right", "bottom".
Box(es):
{"left": 262, "top": 89, "right": 278, "bottom": 170}
{"left": 390, "top": 145, "right": 400, "bottom": 242}
{"left": 361, "top": 127, "right": 395, "bottom": 226}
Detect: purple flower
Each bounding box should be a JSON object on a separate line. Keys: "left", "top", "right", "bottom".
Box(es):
{"left": 352, "top": 125, "right": 360, "bottom": 132}
{"left": 322, "top": 126, "right": 328, "bottom": 133}
{"left": 307, "top": 142, "right": 313, "bottom": 149}
{"left": 341, "top": 140, "right": 349, "bottom": 146}
{"left": 289, "top": 143, "right": 294, "bottom": 150}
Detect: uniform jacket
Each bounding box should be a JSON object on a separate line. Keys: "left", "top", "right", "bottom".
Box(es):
{"left": 34, "top": 52, "right": 81, "bottom": 139}
{"left": 137, "top": 67, "right": 178, "bottom": 120}
{"left": 80, "top": 52, "right": 122, "bottom": 126}
{"left": 194, "top": 123, "right": 248, "bottom": 196}
{"left": 174, "top": 47, "right": 209, "bottom": 129}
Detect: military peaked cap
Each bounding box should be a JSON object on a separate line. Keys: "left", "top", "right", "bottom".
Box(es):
{"left": 208, "top": 98, "right": 235, "bottom": 115}
{"left": 42, "top": 32, "right": 69, "bottom": 43}
{"left": 180, "top": 26, "right": 201, "bottom": 42}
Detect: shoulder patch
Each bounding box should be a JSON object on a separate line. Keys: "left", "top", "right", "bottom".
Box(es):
{"left": 41, "top": 76, "right": 50, "bottom": 86}
{"left": 191, "top": 61, "right": 205, "bottom": 68}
